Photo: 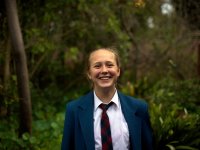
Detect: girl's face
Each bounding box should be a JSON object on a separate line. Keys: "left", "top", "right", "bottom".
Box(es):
{"left": 87, "top": 49, "right": 120, "bottom": 91}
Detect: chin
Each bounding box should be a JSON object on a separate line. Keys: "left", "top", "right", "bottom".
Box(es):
{"left": 98, "top": 84, "right": 115, "bottom": 89}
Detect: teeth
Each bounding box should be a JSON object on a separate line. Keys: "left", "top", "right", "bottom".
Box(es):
{"left": 99, "top": 77, "right": 110, "bottom": 79}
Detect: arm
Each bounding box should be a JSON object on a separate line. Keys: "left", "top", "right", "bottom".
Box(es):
{"left": 61, "top": 103, "right": 75, "bottom": 150}
{"left": 142, "top": 104, "right": 154, "bottom": 150}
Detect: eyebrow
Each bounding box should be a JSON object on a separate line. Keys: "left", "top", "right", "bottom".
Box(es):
{"left": 93, "top": 61, "right": 114, "bottom": 64}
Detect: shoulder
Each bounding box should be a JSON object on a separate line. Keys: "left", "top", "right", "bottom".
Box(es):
{"left": 118, "top": 91, "right": 149, "bottom": 117}
{"left": 65, "top": 91, "right": 93, "bottom": 110}
{"left": 118, "top": 91, "right": 147, "bottom": 106}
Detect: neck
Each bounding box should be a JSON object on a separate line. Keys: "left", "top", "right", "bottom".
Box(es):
{"left": 94, "top": 87, "right": 116, "bottom": 103}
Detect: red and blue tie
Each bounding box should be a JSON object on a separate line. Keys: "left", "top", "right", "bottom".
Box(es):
{"left": 99, "top": 102, "right": 113, "bottom": 150}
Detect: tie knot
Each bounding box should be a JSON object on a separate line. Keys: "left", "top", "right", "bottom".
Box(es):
{"left": 99, "top": 102, "right": 113, "bottom": 111}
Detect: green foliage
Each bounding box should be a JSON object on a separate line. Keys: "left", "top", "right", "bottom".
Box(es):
{"left": 1, "top": 0, "right": 200, "bottom": 149}
{"left": 150, "top": 78, "right": 200, "bottom": 113}
{"left": 148, "top": 79, "right": 200, "bottom": 150}
{"left": 0, "top": 110, "right": 64, "bottom": 150}
{"left": 150, "top": 102, "right": 200, "bottom": 150}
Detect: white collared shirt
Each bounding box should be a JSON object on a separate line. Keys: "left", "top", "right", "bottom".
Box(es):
{"left": 93, "top": 90, "right": 130, "bottom": 150}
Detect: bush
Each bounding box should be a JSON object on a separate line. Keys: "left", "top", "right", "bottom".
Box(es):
{"left": 148, "top": 78, "right": 200, "bottom": 150}
{"left": 150, "top": 102, "right": 200, "bottom": 150}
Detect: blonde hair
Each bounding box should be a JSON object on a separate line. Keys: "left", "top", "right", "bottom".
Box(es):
{"left": 86, "top": 47, "right": 121, "bottom": 73}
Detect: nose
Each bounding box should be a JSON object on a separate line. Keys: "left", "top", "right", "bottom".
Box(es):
{"left": 101, "top": 65, "right": 108, "bottom": 74}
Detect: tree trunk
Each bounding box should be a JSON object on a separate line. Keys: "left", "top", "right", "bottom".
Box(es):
{"left": 4, "top": 38, "right": 11, "bottom": 94}
{"left": 5, "top": 0, "right": 32, "bottom": 136}
{"left": 0, "top": 38, "right": 11, "bottom": 117}
{"left": 198, "top": 43, "right": 200, "bottom": 78}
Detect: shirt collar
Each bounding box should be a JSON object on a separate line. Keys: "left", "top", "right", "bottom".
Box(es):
{"left": 94, "top": 90, "right": 120, "bottom": 112}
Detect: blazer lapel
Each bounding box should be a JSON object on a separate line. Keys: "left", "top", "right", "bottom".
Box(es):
{"left": 78, "top": 92, "right": 95, "bottom": 150}
{"left": 119, "top": 92, "right": 142, "bottom": 150}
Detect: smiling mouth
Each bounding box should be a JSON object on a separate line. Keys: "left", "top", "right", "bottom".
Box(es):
{"left": 98, "top": 76, "right": 111, "bottom": 80}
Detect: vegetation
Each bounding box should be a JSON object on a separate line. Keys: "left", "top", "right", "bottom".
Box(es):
{"left": 0, "top": 0, "right": 199, "bottom": 149}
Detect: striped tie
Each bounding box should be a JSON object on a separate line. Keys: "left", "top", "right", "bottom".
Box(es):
{"left": 99, "top": 102, "right": 113, "bottom": 150}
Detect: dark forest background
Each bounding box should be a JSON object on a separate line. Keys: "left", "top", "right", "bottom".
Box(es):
{"left": 0, "top": 0, "right": 200, "bottom": 149}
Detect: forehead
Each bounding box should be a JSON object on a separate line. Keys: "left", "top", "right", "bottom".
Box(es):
{"left": 89, "top": 50, "right": 115, "bottom": 63}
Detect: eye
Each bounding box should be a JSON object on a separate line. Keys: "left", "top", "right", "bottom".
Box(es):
{"left": 94, "top": 65, "right": 100, "bottom": 68}
{"left": 93, "top": 64, "right": 101, "bottom": 68}
{"left": 107, "top": 63, "right": 114, "bottom": 68}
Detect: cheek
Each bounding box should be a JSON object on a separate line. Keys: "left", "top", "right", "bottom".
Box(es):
{"left": 89, "top": 69, "right": 100, "bottom": 78}
{"left": 110, "top": 69, "right": 120, "bottom": 76}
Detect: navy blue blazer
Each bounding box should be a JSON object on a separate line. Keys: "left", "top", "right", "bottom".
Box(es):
{"left": 61, "top": 91, "right": 153, "bottom": 150}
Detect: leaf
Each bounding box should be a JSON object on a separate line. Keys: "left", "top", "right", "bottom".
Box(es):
{"left": 51, "top": 122, "right": 58, "bottom": 129}
{"left": 166, "top": 144, "right": 176, "bottom": 150}
{"left": 22, "top": 133, "right": 30, "bottom": 141}
{"left": 176, "top": 146, "right": 199, "bottom": 150}
{"left": 30, "top": 136, "right": 37, "bottom": 144}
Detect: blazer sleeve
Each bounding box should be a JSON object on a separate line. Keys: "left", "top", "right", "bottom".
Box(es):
{"left": 61, "top": 103, "right": 75, "bottom": 150}
{"left": 141, "top": 104, "right": 154, "bottom": 150}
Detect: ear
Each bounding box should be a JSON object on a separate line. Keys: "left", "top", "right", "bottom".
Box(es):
{"left": 87, "top": 72, "right": 92, "bottom": 79}
{"left": 117, "top": 68, "right": 120, "bottom": 77}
